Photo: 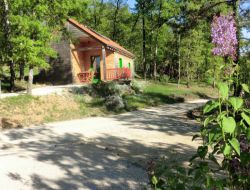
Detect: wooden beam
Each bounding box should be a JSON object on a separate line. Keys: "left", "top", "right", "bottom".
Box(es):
{"left": 71, "top": 47, "right": 102, "bottom": 52}
{"left": 102, "top": 46, "right": 107, "bottom": 80}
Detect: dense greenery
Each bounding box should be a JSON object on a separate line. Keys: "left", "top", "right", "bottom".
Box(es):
{"left": 0, "top": 0, "right": 249, "bottom": 91}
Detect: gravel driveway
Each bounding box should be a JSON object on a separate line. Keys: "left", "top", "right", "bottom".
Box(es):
{"left": 0, "top": 100, "right": 206, "bottom": 190}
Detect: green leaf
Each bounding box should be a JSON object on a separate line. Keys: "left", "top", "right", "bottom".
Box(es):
{"left": 151, "top": 176, "right": 158, "bottom": 185}
{"left": 247, "top": 128, "right": 250, "bottom": 141}
{"left": 229, "top": 138, "right": 240, "bottom": 156}
{"left": 241, "top": 112, "right": 250, "bottom": 126}
{"left": 229, "top": 97, "right": 243, "bottom": 111}
{"left": 204, "top": 115, "right": 214, "bottom": 127}
{"left": 203, "top": 101, "right": 219, "bottom": 114}
{"left": 242, "top": 84, "right": 250, "bottom": 93}
{"left": 223, "top": 143, "right": 232, "bottom": 156}
{"left": 197, "top": 146, "right": 208, "bottom": 159}
{"left": 222, "top": 117, "right": 236, "bottom": 134}
{"left": 217, "top": 111, "right": 227, "bottom": 121}
{"left": 218, "top": 83, "right": 229, "bottom": 99}
{"left": 209, "top": 128, "right": 222, "bottom": 144}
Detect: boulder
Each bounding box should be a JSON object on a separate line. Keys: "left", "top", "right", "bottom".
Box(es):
{"left": 0, "top": 117, "right": 22, "bottom": 130}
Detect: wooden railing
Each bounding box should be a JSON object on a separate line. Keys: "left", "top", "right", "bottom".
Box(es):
{"left": 78, "top": 68, "right": 131, "bottom": 83}
{"left": 106, "top": 68, "right": 131, "bottom": 81}
{"left": 77, "top": 72, "right": 94, "bottom": 83}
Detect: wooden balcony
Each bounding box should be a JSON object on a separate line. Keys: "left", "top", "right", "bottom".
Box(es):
{"left": 106, "top": 68, "right": 131, "bottom": 81}
{"left": 78, "top": 68, "right": 131, "bottom": 83}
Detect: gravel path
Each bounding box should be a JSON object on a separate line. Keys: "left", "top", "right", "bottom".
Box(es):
{"left": 0, "top": 100, "right": 206, "bottom": 190}
{"left": 0, "top": 84, "right": 85, "bottom": 99}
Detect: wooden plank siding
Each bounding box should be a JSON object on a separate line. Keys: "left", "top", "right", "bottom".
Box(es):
{"left": 70, "top": 41, "right": 116, "bottom": 83}
{"left": 114, "top": 52, "right": 134, "bottom": 78}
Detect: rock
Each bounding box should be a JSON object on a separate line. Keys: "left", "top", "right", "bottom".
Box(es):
{"left": 105, "top": 95, "right": 125, "bottom": 111}
{"left": 0, "top": 117, "right": 23, "bottom": 130}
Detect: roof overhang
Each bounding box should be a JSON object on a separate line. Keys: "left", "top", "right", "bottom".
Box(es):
{"left": 66, "top": 19, "right": 135, "bottom": 59}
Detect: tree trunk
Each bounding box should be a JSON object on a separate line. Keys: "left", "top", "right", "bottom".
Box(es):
{"left": 3, "top": 0, "right": 15, "bottom": 92}
{"left": 186, "top": 42, "right": 191, "bottom": 88}
{"left": 0, "top": 80, "right": 1, "bottom": 98}
{"left": 153, "top": 48, "right": 157, "bottom": 80}
{"left": 112, "top": 0, "right": 120, "bottom": 41}
{"left": 177, "top": 33, "right": 181, "bottom": 88}
{"left": 9, "top": 62, "right": 15, "bottom": 91}
{"left": 142, "top": 3, "right": 147, "bottom": 80}
{"left": 232, "top": 0, "right": 241, "bottom": 96}
{"left": 213, "top": 65, "right": 216, "bottom": 88}
{"left": 186, "top": 62, "right": 190, "bottom": 88}
{"left": 19, "top": 62, "right": 25, "bottom": 80}
{"left": 27, "top": 67, "right": 33, "bottom": 95}
{"left": 153, "top": 1, "right": 162, "bottom": 80}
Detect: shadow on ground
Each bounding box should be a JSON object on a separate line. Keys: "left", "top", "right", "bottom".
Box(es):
{"left": 0, "top": 103, "right": 201, "bottom": 190}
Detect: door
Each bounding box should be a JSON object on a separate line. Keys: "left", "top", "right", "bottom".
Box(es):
{"left": 91, "top": 56, "right": 101, "bottom": 80}
{"left": 119, "top": 58, "right": 123, "bottom": 68}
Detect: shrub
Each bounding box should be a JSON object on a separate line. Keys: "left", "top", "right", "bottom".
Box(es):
{"left": 105, "top": 95, "right": 125, "bottom": 112}
{"left": 159, "top": 75, "right": 170, "bottom": 84}
{"left": 92, "top": 81, "right": 121, "bottom": 97}
{"left": 123, "top": 67, "right": 131, "bottom": 79}
{"left": 131, "top": 80, "right": 144, "bottom": 93}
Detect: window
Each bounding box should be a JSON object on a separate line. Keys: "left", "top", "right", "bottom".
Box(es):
{"left": 119, "top": 58, "right": 123, "bottom": 68}
{"left": 128, "top": 62, "right": 131, "bottom": 69}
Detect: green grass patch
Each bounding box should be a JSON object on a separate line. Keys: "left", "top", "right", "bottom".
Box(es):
{"left": 0, "top": 95, "right": 37, "bottom": 107}
{"left": 124, "top": 81, "right": 217, "bottom": 111}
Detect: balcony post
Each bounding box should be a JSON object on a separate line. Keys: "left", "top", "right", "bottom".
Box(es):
{"left": 102, "top": 46, "right": 106, "bottom": 81}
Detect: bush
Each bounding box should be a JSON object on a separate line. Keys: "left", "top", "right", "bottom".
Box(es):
{"left": 159, "top": 75, "right": 170, "bottom": 84}
{"left": 105, "top": 95, "right": 125, "bottom": 111}
{"left": 92, "top": 81, "right": 121, "bottom": 97}
{"left": 131, "top": 80, "right": 144, "bottom": 93}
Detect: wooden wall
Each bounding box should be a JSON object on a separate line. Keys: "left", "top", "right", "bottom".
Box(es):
{"left": 114, "top": 52, "right": 134, "bottom": 77}
{"left": 70, "top": 41, "right": 115, "bottom": 83}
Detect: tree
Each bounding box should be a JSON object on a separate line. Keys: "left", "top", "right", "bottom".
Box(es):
{"left": 0, "top": 0, "right": 15, "bottom": 91}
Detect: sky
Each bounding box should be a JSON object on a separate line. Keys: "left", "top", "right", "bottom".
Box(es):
{"left": 127, "top": 0, "right": 136, "bottom": 9}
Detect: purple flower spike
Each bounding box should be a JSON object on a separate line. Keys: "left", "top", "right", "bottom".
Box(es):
{"left": 211, "top": 14, "right": 238, "bottom": 60}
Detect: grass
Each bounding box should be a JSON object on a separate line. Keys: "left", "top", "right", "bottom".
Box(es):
{"left": 0, "top": 94, "right": 108, "bottom": 126}
{"left": 124, "top": 81, "right": 217, "bottom": 110}
{"left": 0, "top": 80, "right": 217, "bottom": 127}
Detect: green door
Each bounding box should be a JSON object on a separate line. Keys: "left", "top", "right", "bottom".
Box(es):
{"left": 119, "top": 58, "right": 123, "bottom": 68}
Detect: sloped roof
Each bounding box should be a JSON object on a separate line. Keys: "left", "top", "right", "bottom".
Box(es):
{"left": 67, "top": 18, "right": 135, "bottom": 58}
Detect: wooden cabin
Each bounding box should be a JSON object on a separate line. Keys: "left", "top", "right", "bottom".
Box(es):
{"left": 47, "top": 18, "right": 135, "bottom": 84}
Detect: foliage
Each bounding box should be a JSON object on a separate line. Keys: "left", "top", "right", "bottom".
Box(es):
{"left": 151, "top": 82, "right": 250, "bottom": 190}
{"left": 1, "top": 0, "right": 249, "bottom": 90}
{"left": 92, "top": 81, "right": 122, "bottom": 97}
{"left": 131, "top": 80, "right": 144, "bottom": 93}
{"left": 105, "top": 95, "right": 125, "bottom": 111}
{"left": 194, "top": 82, "right": 249, "bottom": 189}
{"left": 151, "top": 5, "right": 249, "bottom": 189}
{"left": 158, "top": 75, "right": 169, "bottom": 84}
